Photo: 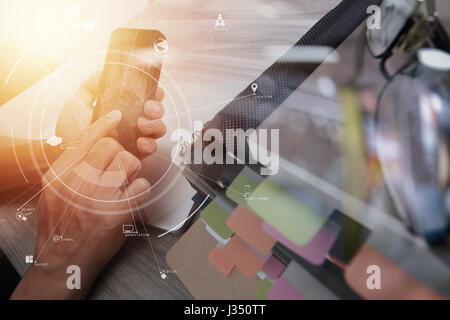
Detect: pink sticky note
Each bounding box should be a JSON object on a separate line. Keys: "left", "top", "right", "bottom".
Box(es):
{"left": 267, "top": 277, "right": 305, "bottom": 300}
{"left": 262, "top": 222, "right": 336, "bottom": 265}
{"left": 261, "top": 255, "right": 285, "bottom": 280}
{"left": 208, "top": 247, "right": 235, "bottom": 276}
{"left": 222, "top": 236, "right": 265, "bottom": 278}
{"left": 226, "top": 206, "right": 276, "bottom": 254}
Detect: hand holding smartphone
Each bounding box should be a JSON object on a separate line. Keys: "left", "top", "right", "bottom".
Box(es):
{"left": 93, "top": 28, "right": 167, "bottom": 156}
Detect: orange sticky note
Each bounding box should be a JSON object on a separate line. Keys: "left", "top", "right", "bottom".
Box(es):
{"left": 208, "top": 246, "right": 235, "bottom": 276}
{"left": 222, "top": 236, "right": 265, "bottom": 278}
{"left": 344, "top": 244, "right": 445, "bottom": 300}
{"left": 226, "top": 206, "right": 276, "bottom": 254}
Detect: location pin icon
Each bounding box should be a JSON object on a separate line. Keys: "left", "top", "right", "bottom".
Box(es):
{"left": 251, "top": 83, "right": 258, "bottom": 93}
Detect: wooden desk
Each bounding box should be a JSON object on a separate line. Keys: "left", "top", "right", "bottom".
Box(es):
{"left": 0, "top": 0, "right": 340, "bottom": 299}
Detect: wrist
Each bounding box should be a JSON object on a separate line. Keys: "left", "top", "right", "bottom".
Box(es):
{"left": 11, "top": 263, "right": 91, "bottom": 300}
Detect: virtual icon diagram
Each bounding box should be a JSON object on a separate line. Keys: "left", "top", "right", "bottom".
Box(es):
{"left": 214, "top": 13, "right": 226, "bottom": 30}
{"left": 46, "top": 135, "right": 63, "bottom": 147}
{"left": 251, "top": 83, "right": 258, "bottom": 93}
{"left": 154, "top": 38, "right": 168, "bottom": 54}
{"left": 16, "top": 212, "right": 27, "bottom": 222}
{"left": 1, "top": 0, "right": 449, "bottom": 305}
{"left": 122, "top": 224, "right": 137, "bottom": 234}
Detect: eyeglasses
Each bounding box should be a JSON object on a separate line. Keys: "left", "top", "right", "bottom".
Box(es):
{"left": 367, "top": 0, "right": 449, "bottom": 79}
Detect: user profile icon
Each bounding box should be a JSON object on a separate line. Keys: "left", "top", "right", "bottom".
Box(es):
{"left": 154, "top": 38, "right": 168, "bottom": 54}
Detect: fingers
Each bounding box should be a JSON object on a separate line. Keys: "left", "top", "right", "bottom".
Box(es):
{"left": 120, "top": 177, "right": 151, "bottom": 203}
{"left": 51, "top": 110, "right": 122, "bottom": 176}
{"left": 138, "top": 88, "right": 165, "bottom": 144}
{"left": 154, "top": 87, "right": 164, "bottom": 102}
{"left": 143, "top": 100, "right": 164, "bottom": 119}
{"left": 84, "top": 137, "right": 124, "bottom": 172}
{"left": 137, "top": 118, "right": 167, "bottom": 138}
{"left": 76, "top": 110, "right": 122, "bottom": 149}
{"left": 54, "top": 73, "right": 102, "bottom": 141}
{"left": 137, "top": 137, "right": 157, "bottom": 155}
{"left": 139, "top": 97, "right": 166, "bottom": 146}
{"left": 103, "top": 151, "right": 142, "bottom": 186}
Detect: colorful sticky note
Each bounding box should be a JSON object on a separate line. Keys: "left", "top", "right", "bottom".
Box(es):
{"left": 222, "top": 236, "right": 265, "bottom": 278}
{"left": 226, "top": 206, "right": 276, "bottom": 254}
{"left": 200, "top": 201, "right": 234, "bottom": 239}
{"left": 166, "top": 220, "right": 261, "bottom": 300}
{"left": 267, "top": 277, "right": 304, "bottom": 300}
{"left": 262, "top": 221, "right": 337, "bottom": 265}
{"left": 357, "top": 227, "right": 450, "bottom": 298}
{"left": 205, "top": 225, "right": 229, "bottom": 245}
{"left": 254, "top": 279, "right": 273, "bottom": 300}
{"left": 247, "top": 179, "right": 326, "bottom": 246}
{"left": 208, "top": 246, "right": 235, "bottom": 276}
{"left": 261, "top": 255, "right": 285, "bottom": 280}
{"left": 344, "top": 244, "right": 445, "bottom": 300}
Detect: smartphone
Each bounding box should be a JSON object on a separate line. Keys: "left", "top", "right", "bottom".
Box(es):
{"left": 93, "top": 28, "right": 167, "bottom": 155}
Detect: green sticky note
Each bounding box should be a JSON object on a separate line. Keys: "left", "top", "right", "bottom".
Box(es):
{"left": 225, "top": 171, "right": 261, "bottom": 210}
{"left": 254, "top": 279, "right": 272, "bottom": 300}
{"left": 200, "top": 201, "right": 234, "bottom": 239}
{"left": 247, "top": 179, "right": 326, "bottom": 246}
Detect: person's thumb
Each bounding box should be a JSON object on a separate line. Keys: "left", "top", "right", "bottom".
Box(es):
{"left": 76, "top": 109, "right": 122, "bottom": 150}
